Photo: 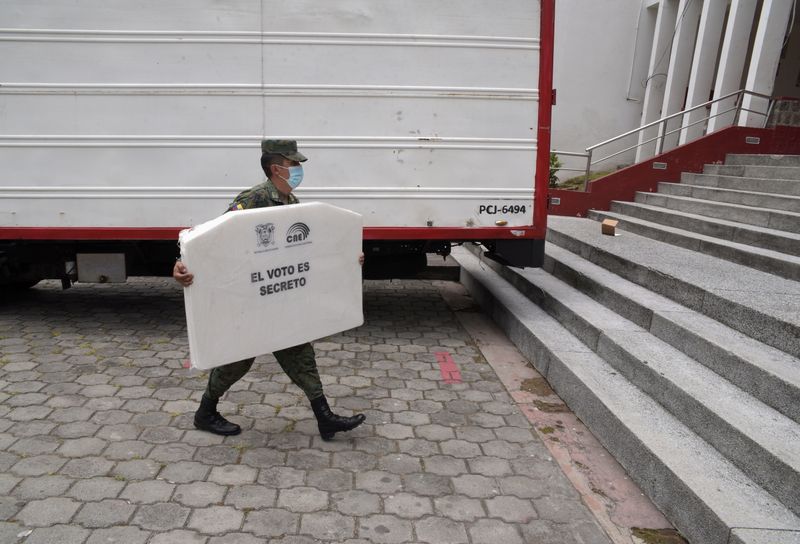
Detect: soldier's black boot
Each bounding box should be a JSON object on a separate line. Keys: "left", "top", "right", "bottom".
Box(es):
{"left": 310, "top": 396, "right": 366, "bottom": 441}
{"left": 194, "top": 395, "right": 241, "bottom": 436}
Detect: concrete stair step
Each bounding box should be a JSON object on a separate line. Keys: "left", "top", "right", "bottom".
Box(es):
{"left": 727, "top": 154, "right": 800, "bottom": 167}
{"left": 542, "top": 238, "right": 800, "bottom": 423}
{"left": 635, "top": 193, "right": 800, "bottom": 234}
{"left": 587, "top": 208, "right": 800, "bottom": 281}
{"left": 469, "top": 245, "right": 800, "bottom": 517}
{"left": 609, "top": 200, "right": 800, "bottom": 257}
{"left": 685, "top": 172, "right": 800, "bottom": 195}
{"left": 453, "top": 246, "right": 800, "bottom": 544}
{"left": 660, "top": 182, "right": 800, "bottom": 213}
{"left": 545, "top": 216, "right": 800, "bottom": 358}
{"left": 703, "top": 164, "right": 800, "bottom": 180}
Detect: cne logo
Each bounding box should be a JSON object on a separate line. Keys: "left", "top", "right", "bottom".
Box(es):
{"left": 255, "top": 223, "right": 276, "bottom": 248}
{"left": 286, "top": 222, "right": 311, "bottom": 245}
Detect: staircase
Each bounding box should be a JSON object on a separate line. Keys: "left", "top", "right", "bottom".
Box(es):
{"left": 452, "top": 154, "right": 800, "bottom": 544}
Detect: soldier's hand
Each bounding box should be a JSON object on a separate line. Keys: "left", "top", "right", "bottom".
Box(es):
{"left": 358, "top": 253, "right": 365, "bottom": 267}
{"left": 173, "top": 260, "right": 194, "bottom": 287}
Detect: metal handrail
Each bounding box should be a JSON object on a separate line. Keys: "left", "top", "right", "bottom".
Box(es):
{"left": 585, "top": 89, "right": 771, "bottom": 152}
{"left": 550, "top": 89, "right": 774, "bottom": 190}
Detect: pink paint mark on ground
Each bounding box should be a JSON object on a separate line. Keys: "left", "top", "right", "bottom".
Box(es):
{"left": 435, "top": 351, "right": 462, "bottom": 384}
{"left": 182, "top": 360, "right": 191, "bottom": 369}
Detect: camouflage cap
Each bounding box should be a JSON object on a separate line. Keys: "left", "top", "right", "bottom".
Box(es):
{"left": 261, "top": 139, "right": 308, "bottom": 162}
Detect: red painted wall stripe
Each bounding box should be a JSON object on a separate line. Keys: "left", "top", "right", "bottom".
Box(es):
{"left": 0, "top": 225, "right": 546, "bottom": 242}
{"left": 435, "top": 351, "right": 462, "bottom": 384}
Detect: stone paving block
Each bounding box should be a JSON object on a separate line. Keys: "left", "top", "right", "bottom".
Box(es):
{"left": 111, "top": 459, "right": 160, "bottom": 480}
{"left": 159, "top": 461, "right": 211, "bottom": 483}
{"left": 467, "top": 456, "right": 513, "bottom": 477}
{"left": 132, "top": 502, "right": 190, "bottom": 531}
{"left": 0, "top": 474, "right": 20, "bottom": 495}
{"left": 74, "top": 499, "right": 136, "bottom": 528}
{"left": 208, "top": 464, "right": 257, "bottom": 486}
{"left": 148, "top": 443, "right": 196, "bottom": 463}
{"left": 85, "top": 526, "right": 151, "bottom": 544}
{"left": 11, "top": 455, "right": 66, "bottom": 477}
{"left": 355, "top": 471, "right": 402, "bottom": 494}
{"left": 358, "top": 514, "right": 414, "bottom": 544}
{"left": 25, "top": 524, "right": 91, "bottom": 544}
{"left": 433, "top": 495, "right": 485, "bottom": 522}
{"left": 306, "top": 468, "right": 353, "bottom": 492}
{"left": 224, "top": 484, "right": 276, "bottom": 509}
{"left": 415, "top": 516, "right": 469, "bottom": 544}
{"left": 103, "top": 440, "right": 154, "bottom": 461}
{"left": 5, "top": 392, "right": 48, "bottom": 407}
{"left": 486, "top": 495, "right": 538, "bottom": 523}
{"left": 58, "top": 437, "right": 107, "bottom": 457}
{"left": 120, "top": 480, "right": 175, "bottom": 503}
{"left": 385, "top": 493, "right": 434, "bottom": 519}
{"left": 91, "top": 410, "right": 133, "bottom": 426}
{"left": 182, "top": 430, "right": 225, "bottom": 447}
{"left": 398, "top": 439, "right": 439, "bottom": 457}
{"left": 208, "top": 534, "right": 263, "bottom": 544}
{"left": 131, "top": 412, "right": 173, "bottom": 428}
{"left": 66, "top": 477, "right": 125, "bottom": 501}
{"left": 331, "top": 490, "right": 381, "bottom": 517}
{"left": 194, "top": 445, "right": 239, "bottom": 466}
{"left": 172, "top": 481, "right": 226, "bottom": 508}
{"left": 139, "top": 426, "right": 184, "bottom": 444}
{"left": 7, "top": 406, "right": 52, "bottom": 422}
{"left": 469, "top": 519, "right": 524, "bottom": 544}
{"left": 187, "top": 506, "right": 244, "bottom": 534}
{"left": 299, "top": 511, "right": 355, "bottom": 541}
{"left": 242, "top": 508, "right": 299, "bottom": 538}
{"left": 8, "top": 420, "right": 53, "bottom": 438}
{"left": 150, "top": 529, "right": 208, "bottom": 544}
{"left": 96, "top": 423, "right": 139, "bottom": 441}
{"left": 402, "top": 473, "right": 452, "bottom": 497}
{"left": 49, "top": 407, "right": 94, "bottom": 423}
{"left": 423, "top": 455, "right": 468, "bottom": 476}
{"left": 378, "top": 453, "right": 423, "bottom": 474}
{"left": 257, "top": 466, "right": 306, "bottom": 488}
{"left": 12, "top": 475, "right": 72, "bottom": 500}
{"left": 278, "top": 487, "right": 329, "bottom": 512}
{"left": 451, "top": 475, "right": 499, "bottom": 498}
{"left": 16, "top": 497, "right": 81, "bottom": 526}
{"left": 440, "top": 439, "right": 482, "bottom": 459}
{"left": 0, "top": 496, "right": 23, "bottom": 522}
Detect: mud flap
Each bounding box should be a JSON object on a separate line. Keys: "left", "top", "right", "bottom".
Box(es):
{"left": 483, "top": 239, "right": 545, "bottom": 268}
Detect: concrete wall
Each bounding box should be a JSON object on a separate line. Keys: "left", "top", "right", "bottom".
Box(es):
{"left": 551, "top": 0, "right": 646, "bottom": 178}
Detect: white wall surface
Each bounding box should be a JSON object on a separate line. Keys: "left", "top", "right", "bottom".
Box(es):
{"left": 551, "top": 0, "right": 646, "bottom": 176}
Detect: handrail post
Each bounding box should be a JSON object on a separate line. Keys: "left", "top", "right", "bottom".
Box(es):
{"left": 733, "top": 90, "right": 743, "bottom": 127}
{"left": 656, "top": 118, "right": 666, "bottom": 155}
{"left": 583, "top": 149, "right": 592, "bottom": 191}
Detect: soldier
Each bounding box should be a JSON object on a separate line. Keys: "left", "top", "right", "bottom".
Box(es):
{"left": 173, "top": 140, "right": 366, "bottom": 440}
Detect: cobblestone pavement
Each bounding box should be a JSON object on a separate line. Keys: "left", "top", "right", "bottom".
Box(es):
{"left": 0, "top": 278, "right": 609, "bottom": 544}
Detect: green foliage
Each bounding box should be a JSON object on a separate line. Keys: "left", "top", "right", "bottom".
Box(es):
{"left": 549, "top": 153, "right": 562, "bottom": 188}
{"left": 557, "top": 170, "right": 615, "bottom": 191}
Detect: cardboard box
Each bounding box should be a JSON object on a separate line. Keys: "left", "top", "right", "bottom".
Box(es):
{"left": 601, "top": 218, "right": 619, "bottom": 236}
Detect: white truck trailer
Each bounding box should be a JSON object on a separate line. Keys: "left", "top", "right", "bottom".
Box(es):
{"left": 0, "top": 0, "right": 554, "bottom": 288}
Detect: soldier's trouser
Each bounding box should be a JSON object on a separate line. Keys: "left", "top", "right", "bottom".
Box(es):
{"left": 204, "top": 342, "right": 324, "bottom": 402}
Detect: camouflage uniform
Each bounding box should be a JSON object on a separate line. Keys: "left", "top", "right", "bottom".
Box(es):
{"left": 205, "top": 143, "right": 324, "bottom": 402}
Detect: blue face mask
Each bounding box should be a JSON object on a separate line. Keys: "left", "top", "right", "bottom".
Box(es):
{"left": 276, "top": 165, "right": 304, "bottom": 189}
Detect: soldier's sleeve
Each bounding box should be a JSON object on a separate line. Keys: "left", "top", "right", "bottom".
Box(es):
{"left": 225, "top": 189, "right": 252, "bottom": 213}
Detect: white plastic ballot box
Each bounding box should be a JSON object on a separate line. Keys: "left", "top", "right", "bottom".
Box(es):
{"left": 178, "top": 202, "right": 364, "bottom": 370}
